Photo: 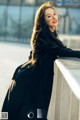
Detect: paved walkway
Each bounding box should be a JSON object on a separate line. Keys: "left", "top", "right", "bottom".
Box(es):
{"left": 0, "top": 42, "right": 31, "bottom": 111}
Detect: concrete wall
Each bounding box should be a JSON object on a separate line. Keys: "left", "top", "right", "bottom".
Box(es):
{"left": 59, "top": 35, "right": 80, "bottom": 49}
{"left": 48, "top": 58, "right": 80, "bottom": 120}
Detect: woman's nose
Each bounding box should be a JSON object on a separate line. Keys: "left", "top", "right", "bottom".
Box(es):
{"left": 52, "top": 16, "right": 56, "bottom": 19}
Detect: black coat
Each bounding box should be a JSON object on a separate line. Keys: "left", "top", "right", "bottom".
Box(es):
{"left": 2, "top": 28, "right": 80, "bottom": 120}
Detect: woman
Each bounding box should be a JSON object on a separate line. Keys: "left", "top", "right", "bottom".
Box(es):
{"left": 2, "top": 2, "right": 80, "bottom": 120}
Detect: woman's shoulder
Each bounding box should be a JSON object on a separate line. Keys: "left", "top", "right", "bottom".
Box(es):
{"left": 38, "top": 29, "right": 48, "bottom": 39}
{"left": 37, "top": 30, "right": 50, "bottom": 45}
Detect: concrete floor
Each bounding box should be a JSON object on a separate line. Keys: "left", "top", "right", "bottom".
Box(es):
{"left": 0, "top": 42, "right": 31, "bottom": 111}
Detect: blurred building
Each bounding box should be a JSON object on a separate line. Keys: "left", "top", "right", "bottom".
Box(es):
{"left": 0, "top": 0, "right": 80, "bottom": 43}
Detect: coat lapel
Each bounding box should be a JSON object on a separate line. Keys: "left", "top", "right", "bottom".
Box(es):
{"left": 45, "top": 28, "right": 65, "bottom": 47}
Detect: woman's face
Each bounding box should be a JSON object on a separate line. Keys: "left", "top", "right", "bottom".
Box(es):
{"left": 44, "top": 7, "right": 58, "bottom": 31}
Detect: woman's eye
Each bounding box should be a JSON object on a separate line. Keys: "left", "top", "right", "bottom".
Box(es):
{"left": 54, "top": 13, "right": 56, "bottom": 15}
{"left": 48, "top": 16, "right": 51, "bottom": 18}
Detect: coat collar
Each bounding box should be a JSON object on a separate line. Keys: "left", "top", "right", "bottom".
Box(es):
{"left": 45, "top": 28, "right": 58, "bottom": 41}
{"left": 44, "top": 28, "right": 64, "bottom": 47}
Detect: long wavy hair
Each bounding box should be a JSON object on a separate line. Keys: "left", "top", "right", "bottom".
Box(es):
{"left": 31, "top": 1, "right": 57, "bottom": 50}
{"left": 22, "top": 2, "right": 58, "bottom": 67}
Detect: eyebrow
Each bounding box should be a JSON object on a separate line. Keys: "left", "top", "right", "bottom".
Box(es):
{"left": 46, "top": 12, "right": 56, "bottom": 16}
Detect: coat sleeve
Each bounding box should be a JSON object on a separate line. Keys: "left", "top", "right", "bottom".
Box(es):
{"left": 55, "top": 46, "right": 80, "bottom": 58}
{"left": 37, "top": 35, "right": 80, "bottom": 59}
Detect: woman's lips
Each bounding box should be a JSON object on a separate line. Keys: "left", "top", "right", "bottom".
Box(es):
{"left": 52, "top": 20, "right": 57, "bottom": 23}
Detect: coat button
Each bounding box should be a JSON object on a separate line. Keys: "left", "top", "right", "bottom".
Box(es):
{"left": 27, "top": 111, "right": 34, "bottom": 119}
